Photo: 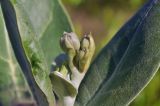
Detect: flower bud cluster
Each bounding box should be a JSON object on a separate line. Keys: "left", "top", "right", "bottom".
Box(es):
{"left": 60, "top": 32, "right": 95, "bottom": 73}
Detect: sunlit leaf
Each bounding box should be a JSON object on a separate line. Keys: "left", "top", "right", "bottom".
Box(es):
{"left": 0, "top": 7, "right": 32, "bottom": 106}
{"left": 1, "top": 0, "right": 73, "bottom": 105}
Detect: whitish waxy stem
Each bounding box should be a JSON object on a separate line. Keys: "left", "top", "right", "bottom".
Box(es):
{"left": 49, "top": 65, "right": 77, "bottom": 106}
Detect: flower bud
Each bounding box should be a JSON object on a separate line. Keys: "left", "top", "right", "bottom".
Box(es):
{"left": 60, "top": 32, "right": 80, "bottom": 53}
{"left": 76, "top": 33, "right": 95, "bottom": 73}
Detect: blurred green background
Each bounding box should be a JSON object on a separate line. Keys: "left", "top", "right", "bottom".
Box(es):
{"left": 62, "top": 0, "right": 160, "bottom": 106}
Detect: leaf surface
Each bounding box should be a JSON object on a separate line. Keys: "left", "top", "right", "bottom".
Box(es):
{"left": 0, "top": 7, "right": 31, "bottom": 106}
{"left": 75, "top": 0, "right": 160, "bottom": 106}
{"left": 13, "top": 0, "right": 73, "bottom": 68}
{"left": 0, "top": 0, "right": 73, "bottom": 105}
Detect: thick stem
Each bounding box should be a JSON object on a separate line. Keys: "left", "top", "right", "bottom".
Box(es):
{"left": 62, "top": 66, "right": 86, "bottom": 106}
{"left": 57, "top": 50, "right": 85, "bottom": 106}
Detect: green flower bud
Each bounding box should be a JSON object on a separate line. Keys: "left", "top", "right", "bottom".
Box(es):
{"left": 60, "top": 32, "right": 81, "bottom": 74}
{"left": 76, "top": 33, "right": 95, "bottom": 73}
{"left": 60, "top": 32, "right": 80, "bottom": 53}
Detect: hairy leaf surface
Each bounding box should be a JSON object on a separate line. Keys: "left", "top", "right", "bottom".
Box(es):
{"left": 76, "top": 0, "right": 160, "bottom": 106}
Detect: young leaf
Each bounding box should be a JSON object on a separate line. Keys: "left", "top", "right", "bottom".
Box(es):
{"left": 75, "top": 0, "right": 160, "bottom": 105}
{"left": 0, "top": 0, "right": 73, "bottom": 106}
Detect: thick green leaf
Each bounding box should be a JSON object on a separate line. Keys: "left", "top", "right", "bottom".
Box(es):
{"left": 1, "top": 0, "right": 73, "bottom": 106}
{"left": 13, "top": 0, "right": 73, "bottom": 104}
{"left": 0, "top": 0, "right": 50, "bottom": 106}
{"left": 13, "top": 0, "right": 73, "bottom": 69}
{"left": 0, "top": 7, "right": 32, "bottom": 106}
{"left": 75, "top": 0, "right": 160, "bottom": 106}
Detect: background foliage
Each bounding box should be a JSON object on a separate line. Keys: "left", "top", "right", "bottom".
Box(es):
{"left": 62, "top": 0, "right": 160, "bottom": 106}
